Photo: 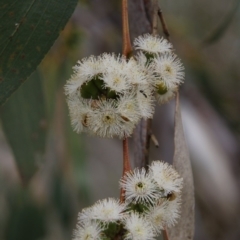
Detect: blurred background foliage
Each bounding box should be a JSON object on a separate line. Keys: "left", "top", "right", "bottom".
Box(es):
{"left": 0, "top": 0, "right": 240, "bottom": 239}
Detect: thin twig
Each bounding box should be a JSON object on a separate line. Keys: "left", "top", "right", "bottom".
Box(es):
{"left": 152, "top": 0, "right": 159, "bottom": 36}
{"left": 123, "top": 138, "right": 131, "bottom": 173}
{"left": 151, "top": 133, "right": 159, "bottom": 148}
{"left": 144, "top": 119, "right": 152, "bottom": 169}
{"left": 120, "top": 138, "right": 131, "bottom": 203}
{"left": 122, "top": 0, "right": 132, "bottom": 58}
{"left": 120, "top": 0, "right": 132, "bottom": 203}
{"left": 162, "top": 228, "right": 170, "bottom": 240}
{"left": 158, "top": 7, "right": 170, "bottom": 40}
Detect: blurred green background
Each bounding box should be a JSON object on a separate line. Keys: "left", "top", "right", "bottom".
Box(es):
{"left": 0, "top": 0, "right": 240, "bottom": 239}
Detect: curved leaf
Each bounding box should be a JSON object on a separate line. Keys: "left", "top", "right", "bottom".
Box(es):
{"left": 0, "top": 0, "right": 78, "bottom": 105}
{"left": 5, "top": 189, "right": 47, "bottom": 240}
{"left": 0, "top": 71, "right": 47, "bottom": 182}
{"left": 168, "top": 93, "right": 195, "bottom": 240}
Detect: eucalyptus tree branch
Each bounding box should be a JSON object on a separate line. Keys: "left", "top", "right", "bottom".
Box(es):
{"left": 128, "top": 0, "right": 152, "bottom": 169}
{"left": 128, "top": 0, "right": 152, "bottom": 43}
{"left": 120, "top": 0, "right": 132, "bottom": 203}
{"left": 142, "top": 0, "right": 160, "bottom": 170}
{"left": 152, "top": 0, "right": 159, "bottom": 36}
{"left": 122, "top": 0, "right": 133, "bottom": 57}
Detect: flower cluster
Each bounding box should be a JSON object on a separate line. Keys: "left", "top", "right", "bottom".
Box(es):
{"left": 65, "top": 34, "right": 184, "bottom": 138}
{"left": 133, "top": 34, "right": 184, "bottom": 104}
{"left": 73, "top": 161, "right": 183, "bottom": 240}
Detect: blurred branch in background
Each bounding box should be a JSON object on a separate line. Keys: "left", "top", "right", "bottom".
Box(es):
{"left": 203, "top": 0, "right": 240, "bottom": 45}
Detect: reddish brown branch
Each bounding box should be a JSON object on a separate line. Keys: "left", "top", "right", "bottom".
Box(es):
{"left": 120, "top": 138, "right": 132, "bottom": 202}
{"left": 120, "top": 0, "right": 132, "bottom": 203}
{"left": 144, "top": 118, "right": 152, "bottom": 169}
{"left": 123, "top": 138, "right": 131, "bottom": 173}
{"left": 122, "top": 0, "right": 132, "bottom": 58}
{"left": 162, "top": 228, "right": 170, "bottom": 240}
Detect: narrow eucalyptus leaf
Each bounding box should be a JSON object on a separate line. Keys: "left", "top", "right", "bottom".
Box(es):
{"left": 0, "top": 71, "right": 47, "bottom": 183}
{"left": 0, "top": 0, "right": 78, "bottom": 105}
{"left": 5, "top": 190, "right": 47, "bottom": 240}
{"left": 168, "top": 93, "right": 195, "bottom": 240}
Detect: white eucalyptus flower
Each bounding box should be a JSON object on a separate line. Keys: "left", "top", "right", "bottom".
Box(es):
{"left": 100, "top": 54, "right": 131, "bottom": 93}
{"left": 67, "top": 96, "right": 92, "bottom": 133}
{"left": 87, "top": 99, "right": 122, "bottom": 138}
{"left": 101, "top": 69, "right": 130, "bottom": 93}
{"left": 75, "top": 55, "right": 105, "bottom": 79}
{"left": 101, "top": 52, "right": 125, "bottom": 72}
{"left": 124, "top": 212, "right": 156, "bottom": 240}
{"left": 73, "top": 221, "right": 104, "bottom": 240}
{"left": 145, "top": 201, "right": 166, "bottom": 233}
{"left": 87, "top": 99, "right": 135, "bottom": 138}
{"left": 117, "top": 93, "right": 141, "bottom": 124}
{"left": 135, "top": 84, "right": 155, "bottom": 119}
{"left": 120, "top": 168, "right": 159, "bottom": 204}
{"left": 65, "top": 55, "right": 105, "bottom": 96}
{"left": 149, "top": 161, "right": 183, "bottom": 196}
{"left": 89, "top": 198, "right": 126, "bottom": 224}
{"left": 146, "top": 194, "right": 181, "bottom": 231}
{"left": 125, "top": 57, "right": 149, "bottom": 85}
{"left": 135, "top": 52, "right": 156, "bottom": 81}
{"left": 133, "top": 34, "right": 172, "bottom": 55}
{"left": 155, "top": 85, "right": 178, "bottom": 105}
{"left": 161, "top": 196, "right": 181, "bottom": 227}
{"left": 78, "top": 207, "right": 93, "bottom": 224}
{"left": 153, "top": 53, "right": 184, "bottom": 89}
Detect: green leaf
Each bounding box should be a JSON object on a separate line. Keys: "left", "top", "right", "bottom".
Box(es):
{"left": 5, "top": 189, "right": 47, "bottom": 240}
{"left": 0, "top": 71, "right": 47, "bottom": 182}
{"left": 0, "top": 0, "right": 78, "bottom": 105}
{"left": 168, "top": 93, "right": 195, "bottom": 240}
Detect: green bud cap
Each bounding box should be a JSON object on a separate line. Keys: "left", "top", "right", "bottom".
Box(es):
{"left": 80, "top": 76, "right": 119, "bottom": 100}
{"left": 80, "top": 78, "right": 104, "bottom": 99}
{"left": 106, "top": 89, "right": 118, "bottom": 99}
{"left": 156, "top": 82, "right": 168, "bottom": 95}
{"left": 144, "top": 52, "right": 155, "bottom": 65}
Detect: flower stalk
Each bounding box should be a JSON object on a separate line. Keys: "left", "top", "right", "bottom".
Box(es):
{"left": 158, "top": 7, "right": 170, "bottom": 40}
{"left": 122, "top": 0, "right": 132, "bottom": 58}
{"left": 163, "top": 229, "right": 170, "bottom": 240}
{"left": 120, "top": 137, "right": 132, "bottom": 202}
{"left": 120, "top": 0, "right": 132, "bottom": 202}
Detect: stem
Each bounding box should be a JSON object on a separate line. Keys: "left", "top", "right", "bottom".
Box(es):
{"left": 122, "top": 0, "right": 132, "bottom": 58}
{"left": 152, "top": 0, "right": 159, "bottom": 36}
{"left": 120, "top": 138, "right": 131, "bottom": 202}
{"left": 144, "top": 118, "right": 152, "bottom": 169}
{"left": 123, "top": 138, "right": 131, "bottom": 173}
{"left": 120, "top": 0, "right": 132, "bottom": 203}
{"left": 151, "top": 133, "right": 159, "bottom": 148}
{"left": 158, "top": 7, "right": 170, "bottom": 40}
{"left": 162, "top": 229, "right": 170, "bottom": 240}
